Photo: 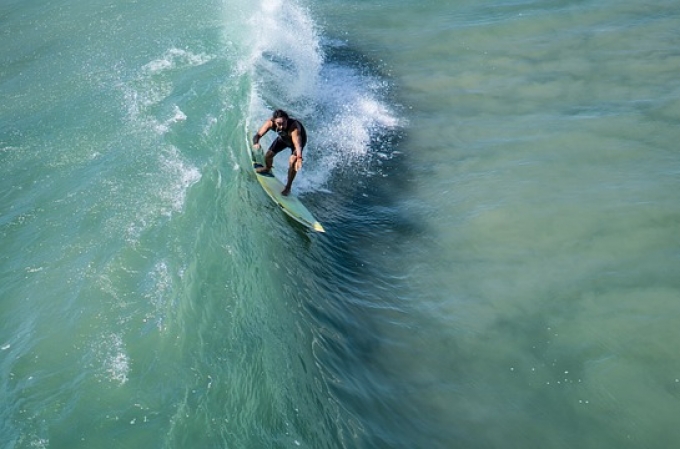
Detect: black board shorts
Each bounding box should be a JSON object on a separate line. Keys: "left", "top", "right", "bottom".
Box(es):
{"left": 267, "top": 122, "right": 307, "bottom": 155}
{"left": 268, "top": 136, "right": 307, "bottom": 155}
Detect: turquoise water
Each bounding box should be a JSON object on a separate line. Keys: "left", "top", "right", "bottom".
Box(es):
{"left": 2, "top": 0, "right": 680, "bottom": 447}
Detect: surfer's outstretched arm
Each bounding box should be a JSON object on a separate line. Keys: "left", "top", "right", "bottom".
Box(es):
{"left": 252, "top": 120, "right": 274, "bottom": 149}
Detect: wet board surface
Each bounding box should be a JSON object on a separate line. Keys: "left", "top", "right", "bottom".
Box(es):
{"left": 252, "top": 160, "right": 325, "bottom": 233}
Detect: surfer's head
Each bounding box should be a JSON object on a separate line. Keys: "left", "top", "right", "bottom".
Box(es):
{"left": 272, "top": 109, "right": 289, "bottom": 131}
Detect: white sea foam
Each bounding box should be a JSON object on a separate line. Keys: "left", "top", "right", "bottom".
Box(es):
{"left": 246, "top": 0, "right": 322, "bottom": 110}
{"left": 158, "top": 146, "right": 202, "bottom": 215}
{"left": 119, "top": 146, "right": 200, "bottom": 245}
{"left": 122, "top": 88, "right": 187, "bottom": 136}
{"left": 27, "top": 437, "right": 49, "bottom": 448}
{"left": 203, "top": 115, "right": 218, "bottom": 136}
{"left": 154, "top": 105, "right": 187, "bottom": 135}
{"left": 143, "top": 48, "right": 214, "bottom": 74}
{"left": 94, "top": 333, "right": 129, "bottom": 385}
{"left": 143, "top": 261, "right": 173, "bottom": 332}
{"left": 244, "top": 1, "right": 401, "bottom": 194}
{"left": 122, "top": 47, "right": 213, "bottom": 136}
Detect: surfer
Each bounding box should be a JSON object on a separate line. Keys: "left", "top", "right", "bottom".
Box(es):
{"left": 252, "top": 109, "right": 307, "bottom": 196}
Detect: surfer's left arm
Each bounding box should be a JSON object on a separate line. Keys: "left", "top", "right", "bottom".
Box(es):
{"left": 252, "top": 120, "right": 274, "bottom": 149}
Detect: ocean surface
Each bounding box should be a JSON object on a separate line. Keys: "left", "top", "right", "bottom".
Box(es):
{"left": 2, "top": 0, "right": 680, "bottom": 447}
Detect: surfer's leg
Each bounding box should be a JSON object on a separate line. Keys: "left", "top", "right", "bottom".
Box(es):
{"left": 281, "top": 154, "right": 299, "bottom": 196}
{"left": 281, "top": 154, "right": 297, "bottom": 196}
{"left": 256, "top": 150, "right": 275, "bottom": 173}
{"left": 257, "top": 138, "right": 288, "bottom": 174}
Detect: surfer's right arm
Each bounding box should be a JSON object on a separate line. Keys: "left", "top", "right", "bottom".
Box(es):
{"left": 252, "top": 120, "right": 274, "bottom": 150}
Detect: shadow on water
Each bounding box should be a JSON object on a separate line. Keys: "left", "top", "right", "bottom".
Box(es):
{"left": 292, "top": 42, "right": 448, "bottom": 449}
{"left": 249, "top": 27, "right": 451, "bottom": 446}
{"left": 305, "top": 151, "right": 454, "bottom": 448}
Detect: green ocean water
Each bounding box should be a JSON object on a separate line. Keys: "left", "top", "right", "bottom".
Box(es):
{"left": 2, "top": 0, "right": 680, "bottom": 448}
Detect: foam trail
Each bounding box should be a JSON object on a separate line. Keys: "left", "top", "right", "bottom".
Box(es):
{"left": 142, "top": 48, "right": 214, "bottom": 75}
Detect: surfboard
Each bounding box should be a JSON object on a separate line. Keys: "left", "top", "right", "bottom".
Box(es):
{"left": 249, "top": 149, "right": 325, "bottom": 233}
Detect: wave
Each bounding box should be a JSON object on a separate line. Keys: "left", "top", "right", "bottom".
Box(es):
{"left": 241, "top": 0, "right": 402, "bottom": 195}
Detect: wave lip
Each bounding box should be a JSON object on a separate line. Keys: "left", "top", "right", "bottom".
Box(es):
{"left": 244, "top": 1, "right": 402, "bottom": 196}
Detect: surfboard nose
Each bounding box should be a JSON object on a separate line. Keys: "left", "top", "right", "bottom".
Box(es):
{"left": 312, "top": 222, "right": 325, "bottom": 233}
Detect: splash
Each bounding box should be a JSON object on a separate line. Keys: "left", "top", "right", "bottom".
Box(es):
{"left": 246, "top": 0, "right": 323, "bottom": 108}
{"left": 244, "top": 1, "right": 401, "bottom": 194}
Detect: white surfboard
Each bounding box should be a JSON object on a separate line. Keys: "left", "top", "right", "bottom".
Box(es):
{"left": 250, "top": 150, "right": 325, "bottom": 233}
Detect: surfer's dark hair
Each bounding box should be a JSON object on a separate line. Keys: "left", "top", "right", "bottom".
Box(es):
{"left": 272, "top": 109, "right": 289, "bottom": 120}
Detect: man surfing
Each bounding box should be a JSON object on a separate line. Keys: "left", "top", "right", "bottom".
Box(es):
{"left": 252, "top": 109, "right": 307, "bottom": 196}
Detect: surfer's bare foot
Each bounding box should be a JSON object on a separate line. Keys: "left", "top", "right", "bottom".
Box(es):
{"left": 256, "top": 166, "right": 271, "bottom": 174}
{"left": 281, "top": 187, "right": 291, "bottom": 196}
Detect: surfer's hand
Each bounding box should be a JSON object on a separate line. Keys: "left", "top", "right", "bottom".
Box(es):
{"left": 253, "top": 143, "right": 261, "bottom": 150}
{"left": 295, "top": 158, "right": 303, "bottom": 172}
